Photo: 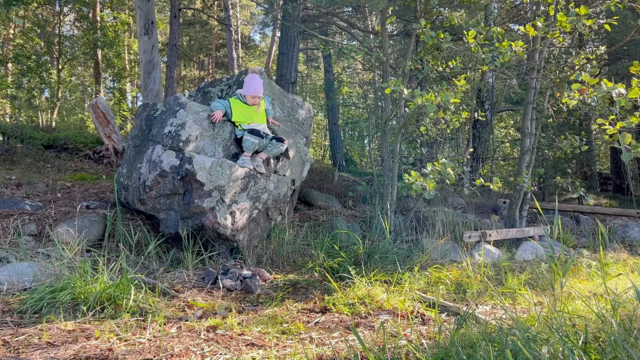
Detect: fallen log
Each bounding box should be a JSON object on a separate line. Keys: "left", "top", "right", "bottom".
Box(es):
{"left": 89, "top": 96, "right": 124, "bottom": 168}
{"left": 463, "top": 226, "right": 550, "bottom": 243}
{"left": 497, "top": 199, "right": 640, "bottom": 217}
{"left": 416, "top": 291, "right": 488, "bottom": 323}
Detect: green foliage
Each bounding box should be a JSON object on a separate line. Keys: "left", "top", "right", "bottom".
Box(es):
{"left": 0, "top": 122, "right": 102, "bottom": 150}
{"left": 19, "top": 258, "right": 155, "bottom": 319}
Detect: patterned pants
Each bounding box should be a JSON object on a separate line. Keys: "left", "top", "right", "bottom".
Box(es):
{"left": 236, "top": 129, "right": 288, "bottom": 157}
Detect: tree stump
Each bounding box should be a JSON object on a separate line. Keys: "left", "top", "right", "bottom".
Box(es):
{"left": 89, "top": 96, "right": 124, "bottom": 168}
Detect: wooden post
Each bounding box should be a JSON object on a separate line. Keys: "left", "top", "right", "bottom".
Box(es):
{"left": 89, "top": 97, "right": 124, "bottom": 167}
{"left": 498, "top": 199, "right": 640, "bottom": 217}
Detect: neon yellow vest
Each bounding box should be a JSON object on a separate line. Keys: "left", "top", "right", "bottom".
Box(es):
{"left": 229, "top": 97, "right": 267, "bottom": 129}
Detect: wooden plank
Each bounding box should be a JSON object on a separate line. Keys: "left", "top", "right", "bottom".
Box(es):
{"left": 498, "top": 199, "right": 640, "bottom": 217}
{"left": 463, "top": 226, "right": 550, "bottom": 243}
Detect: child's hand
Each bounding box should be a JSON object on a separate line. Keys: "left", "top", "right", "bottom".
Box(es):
{"left": 268, "top": 117, "right": 281, "bottom": 127}
{"left": 209, "top": 110, "right": 224, "bottom": 123}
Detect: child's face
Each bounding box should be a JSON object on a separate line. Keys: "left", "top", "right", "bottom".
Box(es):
{"left": 245, "top": 95, "right": 262, "bottom": 106}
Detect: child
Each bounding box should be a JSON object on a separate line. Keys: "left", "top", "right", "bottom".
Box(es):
{"left": 209, "top": 68, "right": 288, "bottom": 173}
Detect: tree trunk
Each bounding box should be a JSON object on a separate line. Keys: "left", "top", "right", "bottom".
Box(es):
{"left": 223, "top": 0, "right": 237, "bottom": 74}
{"left": 584, "top": 114, "right": 599, "bottom": 192}
{"left": 89, "top": 97, "right": 125, "bottom": 167}
{"left": 505, "top": 1, "right": 546, "bottom": 228}
{"left": 135, "top": 0, "right": 163, "bottom": 103}
{"left": 235, "top": 0, "right": 242, "bottom": 70}
{"left": 467, "top": 1, "right": 498, "bottom": 180}
{"left": 165, "top": 0, "right": 180, "bottom": 100}
{"left": 275, "top": 0, "right": 301, "bottom": 94}
{"left": 92, "top": 0, "right": 103, "bottom": 97}
{"left": 210, "top": 1, "right": 218, "bottom": 78}
{"left": 321, "top": 43, "right": 347, "bottom": 172}
{"left": 610, "top": 146, "right": 628, "bottom": 195}
{"left": 265, "top": 0, "right": 282, "bottom": 77}
{"left": 2, "top": 20, "right": 14, "bottom": 122}
{"left": 380, "top": 5, "right": 392, "bottom": 215}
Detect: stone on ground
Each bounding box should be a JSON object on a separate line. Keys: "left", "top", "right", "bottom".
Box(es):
{"left": 300, "top": 189, "right": 343, "bottom": 210}
{"left": 430, "top": 241, "right": 465, "bottom": 262}
{"left": 515, "top": 241, "right": 546, "bottom": 261}
{"left": 116, "top": 71, "right": 313, "bottom": 252}
{"left": 0, "top": 262, "right": 50, "bottom": 290}
{"left": 330, "top": 216, "right": 362, "bottom": 240}
{"left": 612, "top": 222, "right": 640, "bottom": 245}
{"left": 52, "top": 214, "right": 107, "bottom": 248}
{"left": 19, "top": 222, "right": 38, "bottom": 236}
{"left": 447, "top": 197, "right": 467, "bottom": 211}
{"left": 469, "top": 242, "right": 504, "bottom": 263}
{"left": 0, "top": 199, "right": 44, "bottom": 211}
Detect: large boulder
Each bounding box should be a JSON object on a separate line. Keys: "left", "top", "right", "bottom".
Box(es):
{"left": 116, "top": 71, "right": 313, "bottom": 252}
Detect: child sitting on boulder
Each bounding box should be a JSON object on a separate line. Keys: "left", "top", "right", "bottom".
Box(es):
{"left": 209, "top": 68, "right": 288, "bottom": 173}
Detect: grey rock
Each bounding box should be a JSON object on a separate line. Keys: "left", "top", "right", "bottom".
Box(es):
{"left": 299, "top": 188, "right": 342, "bottom": 210}
{"left": 0, "top": 262, "right": 50, "bottom": 290}
{"left": 116, "top": 71, "right": 313, "bottom": 252}
{"left": 0, "top": 198, "right": 44, "bottom": 211}
{"left": 538, "top": 238, "right": 572, "bottom": 255}
{"left": 575, "top": 214, "right": 597, "bottom": 230}
{"left": 221, "top": 279, "right": 237, "bottom": 291}
{"left": 515, "top": 241, "right": 546, "bottom": 261}
{"left": 469, "top": 243, "right": 504, "bottom": 263}
{"left": 330, "top": 216, "right": 362, "bottom": 240}
{"left": 224, "top": 269, "right": 241, "bottom": 282}
{"left": 447, "top": 197, "right": 467, "bottom": 211}
{"left": 80, "top": 201, "right": 109, "bottom": 210}
{"left": 613, "top": 223, "right": 640, "bottom": 245}
{"left": 242, "top": 275, "right": 261, "bottom": 294}
{"left": 52, "top": 214, "right": 107, "bottom": 248}
{"left": 204, "top": 268, "right": 217, "bottom": 285}
{"left": 19, "top": 222, "right": 38, "bottom": 236}
{"left": 0, "top": 251, "right": 16, "bottom": 265}
{"left": 252, "top": 267, "right": 271, "bottom": 283}
{"left": 241, "top": 270, "right": 252, "bottom": 278}
{"left": 430, "top": 241, "right": 465, "bottom": 262}
{"left": 544, "top": 215, "right": 576, "bottom": 232}
{"left": 16, "top": 236, "right": 37, "bottom": 250}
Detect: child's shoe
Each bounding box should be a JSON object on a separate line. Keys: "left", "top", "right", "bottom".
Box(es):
{"left": 251, "top": 156, "right": 267, "bottom": 174}
{"left": 236, "top": 155, "right": 254, "bottom": 170}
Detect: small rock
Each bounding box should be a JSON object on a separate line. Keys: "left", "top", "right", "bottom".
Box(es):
{"left": 299, "top": 189, "right": 343, "bottom": 210}
{"left": 19, "top": 222, "right": 38, "bottom": 236}
{"left": 575, "top": 213, "right": 596, "bottom": 229}
{"left": 430, "top": 241, "right": 465, "bottom": 262}
{"left": 0, "top": 251, "right": 17, "bottom": 265}
{"left": 538, "top": 238, "right": 572, "bottom": 255}
{"left": 242, "top": 275, "right": 261, "bottom": 294}
{"left": 52, "top": 214, "right": 107, "bottom": 248}
{"left": 330, "top": 216, "right": 363, "bottom": 240}
{"left": 575, "top": 237, "right": 590, "bottom": 248}
{"left": 515, "top": 241, "right": 546, "bottom": 261}
{"left": 17, "top": 236, "right": 37, "bottom": 250}
{"left": 240, "top": 270, "right": 252, "bottom": 278}
{"left": 221, "top": 279, "right": 237, "bottom": 291}
{"left": 544, "top": 214, "right": 576, "bottom": 232}
{"left": 447, "top": 197, "right": 466, "bottom": 211}
{"left": 251, "top": 268, "right": 271, "bottom": 283}
{"left": 79, "top": 201, "right": 109, "bottom": 210}
{"left": 612, "top": 223, "right": 640, "bottom": 245}
{"left": 204, "top": 268, "right": 217, "bottom": 285}
{"left": 469, "top": 243, "right": 503, "bottom": 263}
{"left": 0, "top": 262, "right": 50, "bottom": 290}
{"left": 0, "top": 198, "right": 44, "bottom": 211}
{"left": 225, "top": 269, "right": 241, "bottom": 282}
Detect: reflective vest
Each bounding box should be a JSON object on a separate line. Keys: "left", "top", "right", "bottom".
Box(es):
{"left": 228, "top": 97, "right": 267, "bottom": 129}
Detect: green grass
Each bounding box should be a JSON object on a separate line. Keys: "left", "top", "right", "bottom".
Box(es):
{"left": 8, "top": 192, "right": 640, "bottom": 358}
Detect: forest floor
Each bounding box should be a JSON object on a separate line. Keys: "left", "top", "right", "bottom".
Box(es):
{"left": 1, "top": 145, "right": 640, "bottom": 360}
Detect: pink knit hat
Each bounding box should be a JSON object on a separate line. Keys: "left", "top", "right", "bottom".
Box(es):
{"left": 242, "top": 74, "right": 264, "bottom": 96}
